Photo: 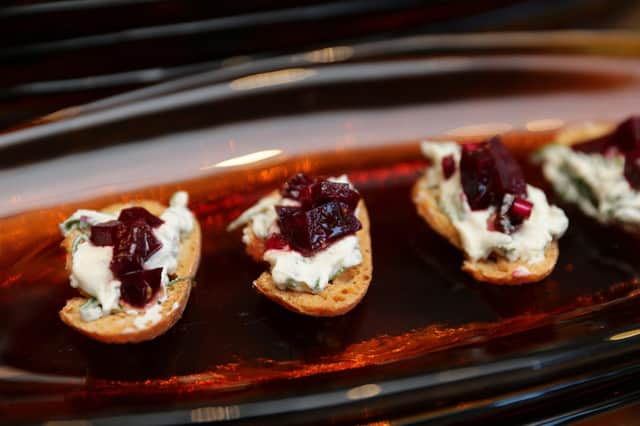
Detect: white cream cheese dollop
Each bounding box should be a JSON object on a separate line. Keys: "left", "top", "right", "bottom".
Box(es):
{"left": 538, "top": 144, "right": 640, "bottom": 233}
{"left": 229, "top": 175, "right": 363, "bottom": 294}
{"left": 145, "top": 191, "right": 194, "bottom": 289}
{"left": 265, "top": 235, "right": 362, "bottom": 293}
{"left": 418, "top": 141, "right": 568, "bottom": 263}
{"left": 60, "top": 191, "right": 194, "bottom": 322}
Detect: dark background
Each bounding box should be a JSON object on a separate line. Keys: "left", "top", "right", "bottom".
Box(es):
{"left": 2, "top": 0, "right": 640, "bottom": 131}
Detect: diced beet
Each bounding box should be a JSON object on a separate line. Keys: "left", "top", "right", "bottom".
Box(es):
{"left": 441, "top": 155, "right": 456, "bottom": 179}
{"left": 110, "top": 251, "right": 143, "bottom": 278}
{"left": 276, "top": 174, "right": 362, "bottom": 256}
{"left": 281, "top": 173, "right": 314, "bottom": 201}
{"left": 460, "top": 143, "right": 494, "bottom": 210}
{"left": 572, "top": 135, "right": 610, "bottom": 154}
{"left": 614, "top": 116, "right": 640, "bottom": 152}
{"left": 509, "top": 197, "right": 533, "bottom": 222}
{"left": 488, "top": 137, "right": 527, "bottom": 198}
{"left": 624, "top": 147, "right": 640, "bottom": 189}
{"left": 90, "top": 220, "right": 125, "bottom": 246}
{"left": 278, "top": 209, "right": 311, "bottom": 253}
{"left": 278, "top": 201, "right": 361, "bottom": 255}
{"left": 310, "top": 181, "right": 360, "bottom": 212}
{"left": 573, "top": 117, "right": 640, "bottom": 154}
{"left": 275, "top": 205, "right": 302, "bottom": 219}
{"left": 85, "top": 207, "right": 165, "bottom": 308}
{"left": 265, "top": 233, "right": 289, "bottom": 251}
{"left": 110, "top": 222, "right": 161, "bottom": 277}
{"left": 118, "top": 207, "right": 164, "bottom": 228}
{"left": 130, "top": 222, "right": 162, "bottom": 261}
{"left": 572, "top": 117, "right": 640, "bottom": 189}
{"left": 461, "top": 138, "right": 528, "bottom": 211}
{"left": 119, "top": 267, "right": 163, "bottom": 307}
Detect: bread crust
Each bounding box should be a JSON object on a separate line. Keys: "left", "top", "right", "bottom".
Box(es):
{"left": 247, "top": 200, "right": 373, "bottom": 316}
{"left": 59, "top": 200, "right": 201, "bottom": 343}
{"left": 412, "top": 175, "right": 558, "bottom": 285}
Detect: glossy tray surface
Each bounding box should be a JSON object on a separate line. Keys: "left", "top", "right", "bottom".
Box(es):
{"left": 4, "top": 32, "right": 640, "bottom": 425}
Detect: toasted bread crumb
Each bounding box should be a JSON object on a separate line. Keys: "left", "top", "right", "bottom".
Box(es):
{"left": 59, "top": 200, "right": 201, "bottom": 343}
{"left": 249, "top": 200, "right": 373, "bottom": 316}
{"left": 412, "top": 175, "right": 559, "bottom": 285}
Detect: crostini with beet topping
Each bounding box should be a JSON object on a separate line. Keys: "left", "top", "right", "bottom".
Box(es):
{"left": 228, "top": 174, "right": 372, "bottom": 316}
{"left": 58, "top": 192, "right": 201, "bottom": 343}
{"left": 412, "top": 137, "right": 568, "bottom": 285}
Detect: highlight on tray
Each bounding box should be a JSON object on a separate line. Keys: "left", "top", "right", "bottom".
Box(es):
{"left": 412, "top": 137, "right": 568, "bottom": 285}
{"left": 536, "top": 116, "right": 640, "bottom": 236}
{"left": 227, "top": 173, "right": 372, "bottom": 316}
{"left": 58, "top": 191, "right": 201, "bottom": 343}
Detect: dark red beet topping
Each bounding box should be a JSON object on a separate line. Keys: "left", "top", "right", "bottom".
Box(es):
{"left": 488, "top": 138, "right": 527, "bottom": 199}
{"left": 573, "top": 116, "right": 640, "bottom": 189}
{"left": 90, "top": 207, "right": 164, "bottom": 308}
{"left": 90, "top": 220, "right": 125, "bottom": 246}
{"left": 118, "top": 268, "right": 163, "bottom": 307}
{"left": 460, "top": 137, "right": 530, "bottom": 234}
{"left": 118, "top": 206, "right": 165, "bottom": 227}
{"left": 460, "top": 142, "right": 494, "bottom": 210}
{"left": 441, "top": 155, "right": 456, "bottom": 179}
{"left": 273, "top": 174, "right": 362, "bottom": 256}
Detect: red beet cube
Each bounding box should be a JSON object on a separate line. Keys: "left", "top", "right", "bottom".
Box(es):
{"left": 624, "top": 147, "right": 640, "bottom": 189}
{"left": 278, "top": 201, "right": 361, "bottom": 255}
{"left": 572, "top": 135, "right": 610, "bottom": 154}
{"left": 614, "top": 116, "right": 640, "bottom": 152}
{"left": 509, "top": 197, "right": 533, "bottom": 222}
{"left": 441, "top": 155, "right": 456, "bottom": 179}
{"left": 310, "top": 181, "right": 360, "bottom": 212}
{"left": 119, "top": 267, "right": 163, "bottom": 307}
{"left": 90, "top": 220, "right": 125, "bottom": 246}
{"left": 460, "top": 143, "right": 494, "bottom": 210}
{"left": 281, "top": 173, "right": 314, "bottom": 201}
{"left": 118, "top": 207, "right": 164, "bottom": 228}
{"left": 111, "top": 250, "right": 144, "bottom": 277}
{"left": 488, "top": 137, "right": 527, "bottom": 199}
{"left": 110, "top": 222, "right": 162, "bottom": 276}
{"left": 572, "top": 116, "right": 640, "bottom": 189}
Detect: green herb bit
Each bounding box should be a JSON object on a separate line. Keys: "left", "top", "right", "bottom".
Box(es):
{"left": 571, "top": 176, "right": 598, "bottom": 207}
{"left": 285, "top": 279, "right": 298, "bottom": 289}
{"left": 63, "top": 219, "right": 81, "bottom": 231}
{"left": 167, "top": 276, "right": 193, "bottom": 287}
{"left": 80, "top": 297, "right": 97, "bottom": 310}
{"left": 72, "top": 234, "right": 89, "bottom": 253}
{"left": 330, "top": 268, "right": 345, "bottom": 281}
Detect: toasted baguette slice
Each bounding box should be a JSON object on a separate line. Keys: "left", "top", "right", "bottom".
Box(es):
{"left": 59, "top": 200, "right": 201, "bottom": 343}
{"left": 412, "top": 175, "right": 558, "bottom": 285}
{"left": 248, "top": 200, "right": 372, "bottom": 316}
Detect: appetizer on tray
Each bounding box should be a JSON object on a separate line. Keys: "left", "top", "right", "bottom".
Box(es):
{"left": 537, "top": 116, "right": 640, "bottom": 235}
{"left": 58, "top": 191, "right": 201, "bottom": 343}
{"left": 228, "top": 173, "right": 372, "bottom": 316}
{"left": 412, "top": 137, "right": 568, "bottom": 285}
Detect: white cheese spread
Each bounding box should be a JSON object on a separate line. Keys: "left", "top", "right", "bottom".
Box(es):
{"left": 265, "top": 235, "right": 362, "bottom": 293}
{"left": 419, "top": 141, "right": 568, "bottom": 263}
{"left": 133, "top": 303, "right": 163, "bottom": 329}
{"left": 538, "top": 144, "right": 640, "bottom": 233}
{"left": 229, "top": 175, "right": 363, "bottom": 293}
{"left": 60, "top": 191, "right": 194, "bottom": 322}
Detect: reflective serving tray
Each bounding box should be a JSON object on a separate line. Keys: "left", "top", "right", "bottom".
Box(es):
{"left": 4, "top": 31, "right": 640, "bottom": 425}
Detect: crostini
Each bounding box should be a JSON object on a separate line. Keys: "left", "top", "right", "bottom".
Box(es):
{"left": 228, "top": 173, "right": 372, "bottom": 316}
{"left": 536, "top": 116, "right": 640, "bottom": 235}
{"left": 412, "top": 137, "right": 568, "bottom": 285}
{"left": 58, "top": 191, "right": 201, "bottom": 343}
